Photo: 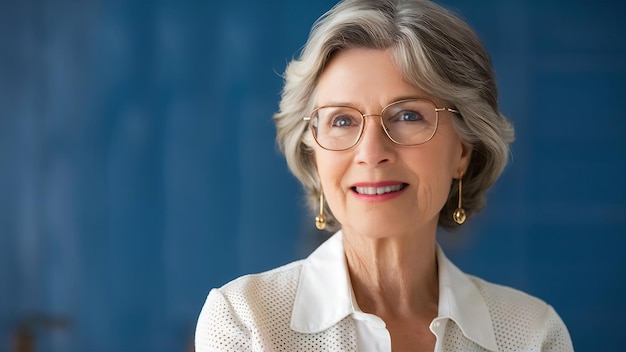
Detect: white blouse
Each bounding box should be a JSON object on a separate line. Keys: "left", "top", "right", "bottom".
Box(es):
{"left": 195, "top": 231, "right": 574, "bottom": 351}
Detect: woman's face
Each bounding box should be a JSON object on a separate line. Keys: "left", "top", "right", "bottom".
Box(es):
{"left": 313, "top": 48, "right": 471, "bottom": 239}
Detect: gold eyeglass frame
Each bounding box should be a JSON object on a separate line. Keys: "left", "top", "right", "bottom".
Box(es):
{"left": 303, "top": 98, "right": 460, "bottom": 151}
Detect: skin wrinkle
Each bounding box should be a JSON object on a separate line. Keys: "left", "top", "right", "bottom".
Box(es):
{"left": 344, "top": 229, "right": 439, "bottom": 315}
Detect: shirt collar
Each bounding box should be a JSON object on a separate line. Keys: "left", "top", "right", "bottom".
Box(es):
{"left": 290, "top": 231, "right": 353, "bottom": 333}
{"left": 290, "top": 231, "right": 498, "bottom": 351}
{"left": 436, "top": 246, "right": 498, "bottom": 351}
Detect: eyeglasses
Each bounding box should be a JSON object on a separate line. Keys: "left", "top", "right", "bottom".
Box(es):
{"left": 303, "top": 98, "right": 460, "bottom": 151}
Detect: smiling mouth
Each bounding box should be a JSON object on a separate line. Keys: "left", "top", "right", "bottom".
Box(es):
{"left": 351, "top": 183, "right": 408, "bottom": 195}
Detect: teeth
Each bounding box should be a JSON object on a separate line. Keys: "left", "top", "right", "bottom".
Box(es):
{"left": 355, "top": 184, "right": 404, "bottom": 195}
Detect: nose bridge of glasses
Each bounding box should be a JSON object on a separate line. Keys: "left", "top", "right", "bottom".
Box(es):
{"left": 361, "top": 113, "right": 386, "bottom": 130}
{"left": 358, "top": 112, "right": 393, "bottom": 146}
{"left": 360, "top": 112, "right": 386, "bottom": 132}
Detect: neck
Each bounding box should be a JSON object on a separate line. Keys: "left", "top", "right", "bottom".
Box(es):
{"left": 343, "top": 228, "right": 439, "bottom": 319}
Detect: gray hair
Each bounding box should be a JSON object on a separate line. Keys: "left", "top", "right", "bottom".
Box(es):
{"left": 274, "top": 0, "right": 515, "bottom": 230}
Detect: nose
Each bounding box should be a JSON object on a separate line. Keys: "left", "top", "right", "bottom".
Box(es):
{"left": 354, "top": 115, "right": 396, "bottom": 166}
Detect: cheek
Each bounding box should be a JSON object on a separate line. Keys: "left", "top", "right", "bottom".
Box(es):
{"left": 413, "top": 172, "right": 451, "bottom": 213}
{"left": 314, "top": 151, "right": 347, "bottom": 192}
{"left": 438, "top": 128, "right": 466, "bottom": 175}
{"left": 314, "top": 151, "right": 350, "bottom": 220}
{"left": 407, "top": 152, "right": 455, "bottom": 209}
{"left": 431, "top": 174, "right": 453, "bottom": 207}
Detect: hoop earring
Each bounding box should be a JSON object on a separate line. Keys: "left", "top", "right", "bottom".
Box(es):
{"left": 315, "top": 191, "right": 326, "bottom": 230}
{"left": 453, "top": 173, "right": 467, "bottom": 225}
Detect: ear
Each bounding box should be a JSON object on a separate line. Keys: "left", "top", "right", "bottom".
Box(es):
{"left": 457, "top": 142, "right": 472, "bottom": 177}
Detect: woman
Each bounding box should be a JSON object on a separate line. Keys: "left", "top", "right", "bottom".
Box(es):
{"left": 196, "top": 0, "right": 574, "bottom": 351}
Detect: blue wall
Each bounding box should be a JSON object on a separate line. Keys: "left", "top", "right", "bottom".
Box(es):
{"left": 0, "top": 0, "right": 624, "bottom": 351}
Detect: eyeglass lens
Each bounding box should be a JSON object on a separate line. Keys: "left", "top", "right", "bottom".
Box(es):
{"left": 310, "top": 99, "right": 438, "bottom": 150}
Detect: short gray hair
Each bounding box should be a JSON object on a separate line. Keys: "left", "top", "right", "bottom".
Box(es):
{"left": 274, "top": 0, "right": 514, "bottom": 230}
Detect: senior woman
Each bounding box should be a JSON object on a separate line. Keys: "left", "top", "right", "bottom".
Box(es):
{"left": 196, "top": 0, "right": 573, "bottom": 351}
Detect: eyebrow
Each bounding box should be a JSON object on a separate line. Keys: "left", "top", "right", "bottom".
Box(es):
{"left": 316, "top": 95, "right": 426, "bottom": 109}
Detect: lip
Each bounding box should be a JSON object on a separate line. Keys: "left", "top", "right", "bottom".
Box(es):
{"left": 350, "top": 181, "right": 408, "bottom": 202}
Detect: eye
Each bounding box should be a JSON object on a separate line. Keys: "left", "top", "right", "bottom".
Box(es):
{"left": 331, "top": 115, "right": 355, "bottom": 127}
{"left": 398, "top": 110, "right": 424, "bottom": 122}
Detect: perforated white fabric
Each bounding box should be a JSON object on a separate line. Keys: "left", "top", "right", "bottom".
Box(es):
{"left": 429, "top": 276, "right": 573, "bottom": 352}
{"left": 195, "top": 261, "right": 358, "bottom": 351}
{"left": 195, "top": 235, "right": 573, "bottom": 352}
{"left": 468, "top": 276, "right": 573, "bottom": 352}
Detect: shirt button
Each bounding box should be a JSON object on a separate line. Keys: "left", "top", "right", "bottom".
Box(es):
{"left": 434, "top": 321, "right": 441, "bottom": 328}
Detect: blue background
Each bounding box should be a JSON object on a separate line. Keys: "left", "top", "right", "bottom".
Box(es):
{"left": 1, "top": 0, "right": 624, "bottom": 351}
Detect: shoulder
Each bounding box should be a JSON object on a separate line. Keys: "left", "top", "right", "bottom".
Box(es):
{"left": 195, "top": 260, "right": 305, "bottom": 351}
{"left": 219, "top": 260, "right": 305, "bottom": 293}
{"left": 469, "top": 275, "right": 548, "bottom": 312}
{"left": 219, "top": 259, "right": 304, "bottom": 300}
{"left": 210, "top": 259, "right": 305, "bottom": 323}
{"left": 469, "top": 276, "right": 574, "bottom": 351}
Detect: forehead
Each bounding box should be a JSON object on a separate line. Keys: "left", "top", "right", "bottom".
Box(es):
{"left": 315, "top": 48, "right": 439, "bottom": 108}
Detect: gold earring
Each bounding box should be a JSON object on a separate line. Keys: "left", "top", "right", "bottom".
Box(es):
{"left": 315, "top": 191, "right": 326, "bottom": 230}
{"left": 453, "top": 173, "right": 467, "bottom": 225}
